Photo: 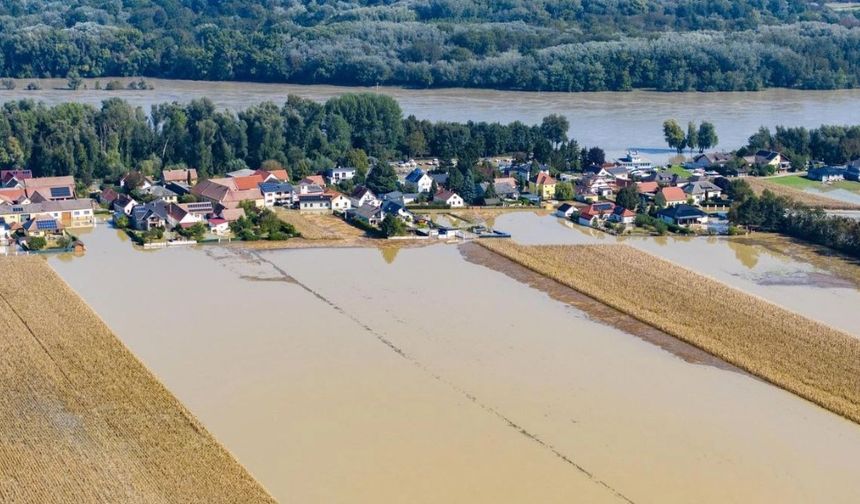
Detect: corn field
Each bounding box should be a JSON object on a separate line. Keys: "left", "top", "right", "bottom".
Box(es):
{"left": 0, "top": 257, "right": 275, "bottom": 503}
{"left": 746, "top": 177, "right": 860, "bottom": 210}
{"left": 479, "top": 240, "right": 860, "bottom": 425}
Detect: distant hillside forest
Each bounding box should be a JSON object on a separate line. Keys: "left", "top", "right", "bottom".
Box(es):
{"left": 1, "top": 1, "right": 860, "bottom": 92}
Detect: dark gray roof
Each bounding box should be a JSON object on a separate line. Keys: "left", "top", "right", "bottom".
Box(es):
{"left": 657, "top": 204, "right": 707, "bottom": 220}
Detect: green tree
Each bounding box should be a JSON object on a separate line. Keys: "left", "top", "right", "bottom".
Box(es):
{"left": 540, "top": 114, "right": 569, "bottom": 149}
{"left": 554, "top": 181, "right": 574, "bottom": 200}
{"left": 697, "top": 122, "right": 718, "bottom": 152}
{"left": 616, "top": 185, "right": 640, "bottom": 210}
{"left": 28, "top": 236, "right": 47, "bottom": 250}
{"left": 380, "top": 214, "right": 406, "bottom": 237}
{"left": 663, "top": 119, "right": 686, "bottom": 154}
{"left": 686, "top": 121, "right": 698, "bottom": 157}
{"left": 481, "top": 180, "right": 498, "bottom": 204}
{"left": 366, "top": 161, "right": 398, "bottom": 194}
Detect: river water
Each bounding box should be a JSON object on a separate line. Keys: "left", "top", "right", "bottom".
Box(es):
{"left": 4, "top": 78, "right": 860, "bottom": 163}
{"left": 48, "top": 224, "right": 860, "bottom": 503}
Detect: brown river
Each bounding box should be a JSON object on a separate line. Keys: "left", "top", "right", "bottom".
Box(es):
{"left": 4, "top": 78, "right": 860, "bottom": 163}
{"left": 48, "top": 223, "right": 860, "bottom": 503}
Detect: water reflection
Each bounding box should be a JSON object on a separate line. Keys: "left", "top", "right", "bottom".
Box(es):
{"left": 380, "top": 247, "right": 400, "bottom": 264}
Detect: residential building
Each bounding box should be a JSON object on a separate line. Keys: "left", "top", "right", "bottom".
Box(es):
{"left": 298, "top": 194, "right": 332, "bottom": 213}
{"left": 98, "top": 187, "right": 119, "bottom": 206}
{"left": 208, "top": 218, "right": 231, "bottom": 235}
{"left": 658, "top": 186, "right": 688, "bottom": 206}
{"left": 259, "top": 182, "right": 295, "bottom": 207}
{"left": 556, "top": 203, "right": 576, "bottom": 218}
{"left": 162, "top": 168, "right": 198, "bottom": 185}
{"left": 300, "top": 175, "right": 327, "bottom": 187}
{"left": 1, "top": 169, "right": 32, "bottom": 188}
{"left": 130, "top": 201, "right": 169, "bottom": 231}
{"left": 609, "top": 206, "right": 636, "bottom": 226}
{"left": 683, "top": 180, "right": 723, "bottom": 204}
{"left": 330, "top": 192, "right": 352, "bottom": 213}
{"left": 22, "top": 217, "right": 64, "bottom": 238}
{"left": 846, "top": 164, "right": 860, "bottom": 182}
{"left": 688, "top": 152, "right": 733, "bottom": 170}
{"left": 347, "top": 204, "right": 384, "bottom": 227}
{"left": 577, "top": 202, "right": 616, "bottom": 226}
{"left": 0, "top": 199, "right": 95, "bottom": 228}
{"left": 0, "top": 188, "right": 29, "bottom": 205}
{"left": 23, "top": 176, "right": 76, "bottom": 202}
{"left": 351, "top": 186, "right": 379, "bottom": 208}
{"left": 142, "top": 185, "right": 179, "bottom": 204}
{"left": 404, "top": 168, "right": 433, "bottom": 193}
{"left": 113, "top": 194, "right": 138, "bottom": 216}
{"left": 166, "top": 203, "right": 204, "bottom": 229}
{"left": 657, "top": 204, "right": 709, "bottom": 226}
{"left": 744, "top": 150, "right": 791, "bottom": 172}
{"left": 807, "top": 166, "right": 846, "bottom": 182}
{"left": 326, "top": 167, "right": 357, "bottom": 185}
{"left": 434, "top": 190, "right": 465, "bottom": 208}
{"left": 192, "top": 178, "right": 264, "bottom": 209}
{"left": 529, "top": 172, "right": 557, "bottom": 200}
{"left": 381, "top": 200, "right": 414, "bottom": 223}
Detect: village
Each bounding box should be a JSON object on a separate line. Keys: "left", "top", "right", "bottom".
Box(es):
{"left": 2, "top": 146, "right": 860, "bottom": 254}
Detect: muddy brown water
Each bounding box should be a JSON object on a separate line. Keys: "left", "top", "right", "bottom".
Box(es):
{"left": 46, "top": 224, "right": 860, "bottom": 503}
{"left": 4, "top": 78, "right": 860, "bottom": 163}
{"left": 495, "top": 212, "right": 860, "bottom": 336}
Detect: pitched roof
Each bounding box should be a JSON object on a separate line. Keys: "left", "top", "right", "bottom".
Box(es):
{"left": 660, "top": 186, "right": 687, "bottom": 202}
{"left": 259, "top": 182, "right": 294, "bottom": 194}
{"left": 300, "top": 175, "right": 326, "bottom": 187}
{"left": 636, "top": 181, "right": 659, "bottom": 194}
{"left": 658, "top": 204, "right": 707, "bottom": 220}
{"left": 534, "top": 172, "right": 557, "bottom": 185}
{"left": 232, "top": 175, "right": 265, "bottom": 191}
{"left": 684, "top": 180, "right": 722, "bottom": 195}
{"left": 579, "top": 201, "right": 616, "bottom": 219}
{"left": 257, "top": 169, "right": 289, "bottom": 181}
{"left": 405, "top": 168, "right": 428, "bottom": 184}
{"left": 162, "top": 168, "right": 198, "bottom": 183}
{"left": 0, "top": 188, "right": 27, "bottom": 204}
{"left": 219, "top": 208, "right": 246, "bottom": 222}
{"left": 434, "top": 189, "right": 458, "bottom": 201}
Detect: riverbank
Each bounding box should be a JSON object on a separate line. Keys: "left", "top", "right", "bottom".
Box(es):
{"left": 476, "top": 240, "right": 860, "bottom": 425}
{"left": 0, "top": 257, "right": 274, "bottom": 503}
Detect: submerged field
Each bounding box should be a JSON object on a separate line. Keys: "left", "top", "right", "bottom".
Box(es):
{"left": 0, "top": 257, "right": 273, "bottom": 503}
{"left": 747, "top": 176, "right": 860, "bottom": 209}
{"left": 477, "top": 240, "right": 860, "bottom": 425}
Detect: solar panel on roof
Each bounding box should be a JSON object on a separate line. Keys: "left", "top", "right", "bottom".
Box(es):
{"left": 50, "top": 187, "right": 72, "bottom": 198}
{"left": 36, "top": 220, "right": 58, "bottom": 231}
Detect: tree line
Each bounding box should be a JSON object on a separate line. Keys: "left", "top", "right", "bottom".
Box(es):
{"left": 1, "top": 1, "right": 859, "bottom": 92}
{"left": 729, "top": 181, "right": 860, "bottom": 259}
{"left": 0, "top": 94, "right": 588, "bottom": 189}
{"left": 744, "top": 124, "right": 860, "bottom": 167}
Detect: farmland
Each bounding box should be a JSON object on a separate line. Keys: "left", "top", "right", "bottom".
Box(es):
{"left": 746, "top": 176, "right": 860, "bottom": 209}
{"left": 477, "top": 240, "right": 860, "bottom": 425}
{"left": 0, "top": 257, "right": 274, "bottom": 503}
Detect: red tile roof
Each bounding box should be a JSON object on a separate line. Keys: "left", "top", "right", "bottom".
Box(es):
{"left": 301, "top": 175, "right": 326, "bottom": 187}
{"left": 636, "top": 181, "right": 659, "bottom": 194}
{"left": 232, "top": 175, "right": 264, "bottom": 191}
{"left": 535, "top": 172, "right": 557, "bottom": 185}
{"left": 660, "top": 186, "right": 687, "bottom": 202}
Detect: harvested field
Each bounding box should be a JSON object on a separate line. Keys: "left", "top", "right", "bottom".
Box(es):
{"left": 0, "top": 257, "right": 274, "bottom": 503}
{"left": 746, "top": 177, "right": 860, "bottom": 210}
{"left": 477, "top": 240, "right": 860, "bottom": 425}
{"left": 275, "top": 208, "right": 364, "bottom": 240}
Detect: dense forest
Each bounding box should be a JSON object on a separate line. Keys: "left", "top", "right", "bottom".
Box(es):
{"left": 1, "top": 1, "right": 860, "bottom": 91}
{"left": 0, "top": 94, "right": 585, "bottom": 185}
{"left": 744, "top": 124, "right": 860, "bottom": 166}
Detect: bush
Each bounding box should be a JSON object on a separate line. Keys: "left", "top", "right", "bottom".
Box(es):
{"left": 27, "top": 236, "right": 47, "bottom": 250}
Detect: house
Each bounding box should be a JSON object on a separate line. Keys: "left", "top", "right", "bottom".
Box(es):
{"left": 259, "top": 182, "right": 295, "bottom": 207}
{"left": 0, "top": 199, "right": 95, "bottom": 229}
{"left": 556, "top": 203, "right": 576, "bottom": 218}
{"left": 577, "top": 202, "right": 616, "bottom": 226}
{"left": 616, "top": 151, "right": 653, "bottom": 174}
{"left": 492, "top": 177, "right": 520, "bottom": 199}
{"left": 528, "top": 172, "right": 557, "bottom": 200}
{"left": 658, "top": 186, "right": 688, "bottom": 206}
{"left": 657, "top": 204, "right": 709, "bottom": 226}
{"left": 351, "top": 186, "right": 380, "bottom": 208}
{"left": 22, "top": 217, "right": 64, "bottom": 239}
{"left": 113, "top": 194, "right": 138, "bottom": 216}
{"left": 576, "top": 175, "right": 613, "bottom": 202}
{"left": 329, "top": 192, "right": 352, "bottom": 213}
{"left": 162, "top": 168, "right": 198, "bottom": 185}
{"left": 165, "top": 204, "right": 200, "bottom": 229}
{"left": 298, "top": 194, "right": 332, "bottom": 213}
{"left": 1, "top": 169, "right": 32, "bottom": 188}
{"left": 688, "top": 152, "right": 733, "bottom": 170}
{"left": 583, "top": 165, "right": 612, "bottom": 178}
{"left": 606, "top": 165, "right": 629, "bottom": 180}
{"left": 745, "top": 150, "right": 791, "bottom": 172}
{"left": 226, "top": 168, "right": 258, "bottom": 178}
{"left": 347, "top": 204, "right": 384, "bottom": 227}
{"left": 300, "top": 175, "right": 326, "bottom": 187}
{"left": 192, "top": 178, "right": 264, "bottom": 209}
{"left": 208, "top": 217, "right": 231, "bottom": 235}
{"left": 142, "top": 185, "right": 179, "bottom": 203}
{"left": 846, "top": 164, "right": 860, "bottom": 182}
{"left": 382, "top": 191, "right": 419, "bottom": 206}
{"left": 326, "top": 167, "right": 357, "bottom": 185}
{"left": 130, "top": 201, "right": 169, "bottom": 231}
{"left": 256, "top": 168, "right": 290, "bottom": 182}
{"left": 0, "top": 188, "right": 29, "bottom": 205}
{"left": 166, "top": 181, "right": 192, "bottom": 196}
{"left": 381, "top": 200, "right": 414, "bottom": 223}
{"left": 231, "top": 174, "right": 266, "bottom": 191}
{"left": 219, "top": 208, "right": 246, "bottom": 223}
{"left": 609, "top": 206, "right": 636, "bottom": 226}
{"left": 23, "top": 176, "right": 76, "bottom": 202}
{"left": 98, "top": 187, "right": 119, "bottom": 206}
{"left": 434, "top": 190, "right": 465, "bottom": 208}
{"left": 429, "top": 172, "right": 449, "bottom": 187}
{"left": 683, "top": 180, "right": 723, "bottom": 204}
{"left": 636, "top": 181, "right": 659, "bottom": 195}
{"left": 807, "top": 166, "right": 846, "bottom": 182}
{"left": 404, "top": 168, "right": 433, "bottom": 193}
{"left": 119, "top": 172, "right": 152, "bottom": 191}
{"left": 179, "top": 201, "right": 214, "bottom": 219}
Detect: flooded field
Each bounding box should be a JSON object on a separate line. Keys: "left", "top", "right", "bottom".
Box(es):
{"left": 47, "top": 224, "right": 860, "bottom": 503}
{"left": 4, "top": 78, "right": 860, "bottom": 162}
{"left": 494, "top": 212, "right": 860, "bottom": 336}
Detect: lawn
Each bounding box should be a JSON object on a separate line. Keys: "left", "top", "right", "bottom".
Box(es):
{"left": 766, "top": 175, "right": 860, "bottom": 194}
{"left": 663, "top": 165, "right": 691, "bottom": 177}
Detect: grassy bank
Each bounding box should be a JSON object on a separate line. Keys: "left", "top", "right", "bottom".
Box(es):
{"left": 0, "top": 257, "right": 274, "bottom": 503}
{"left": 477, "top": 241, "right": 860, "bottom": 425}
{"left": 746, "top": 177, "right": 860, "bottom": 210}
